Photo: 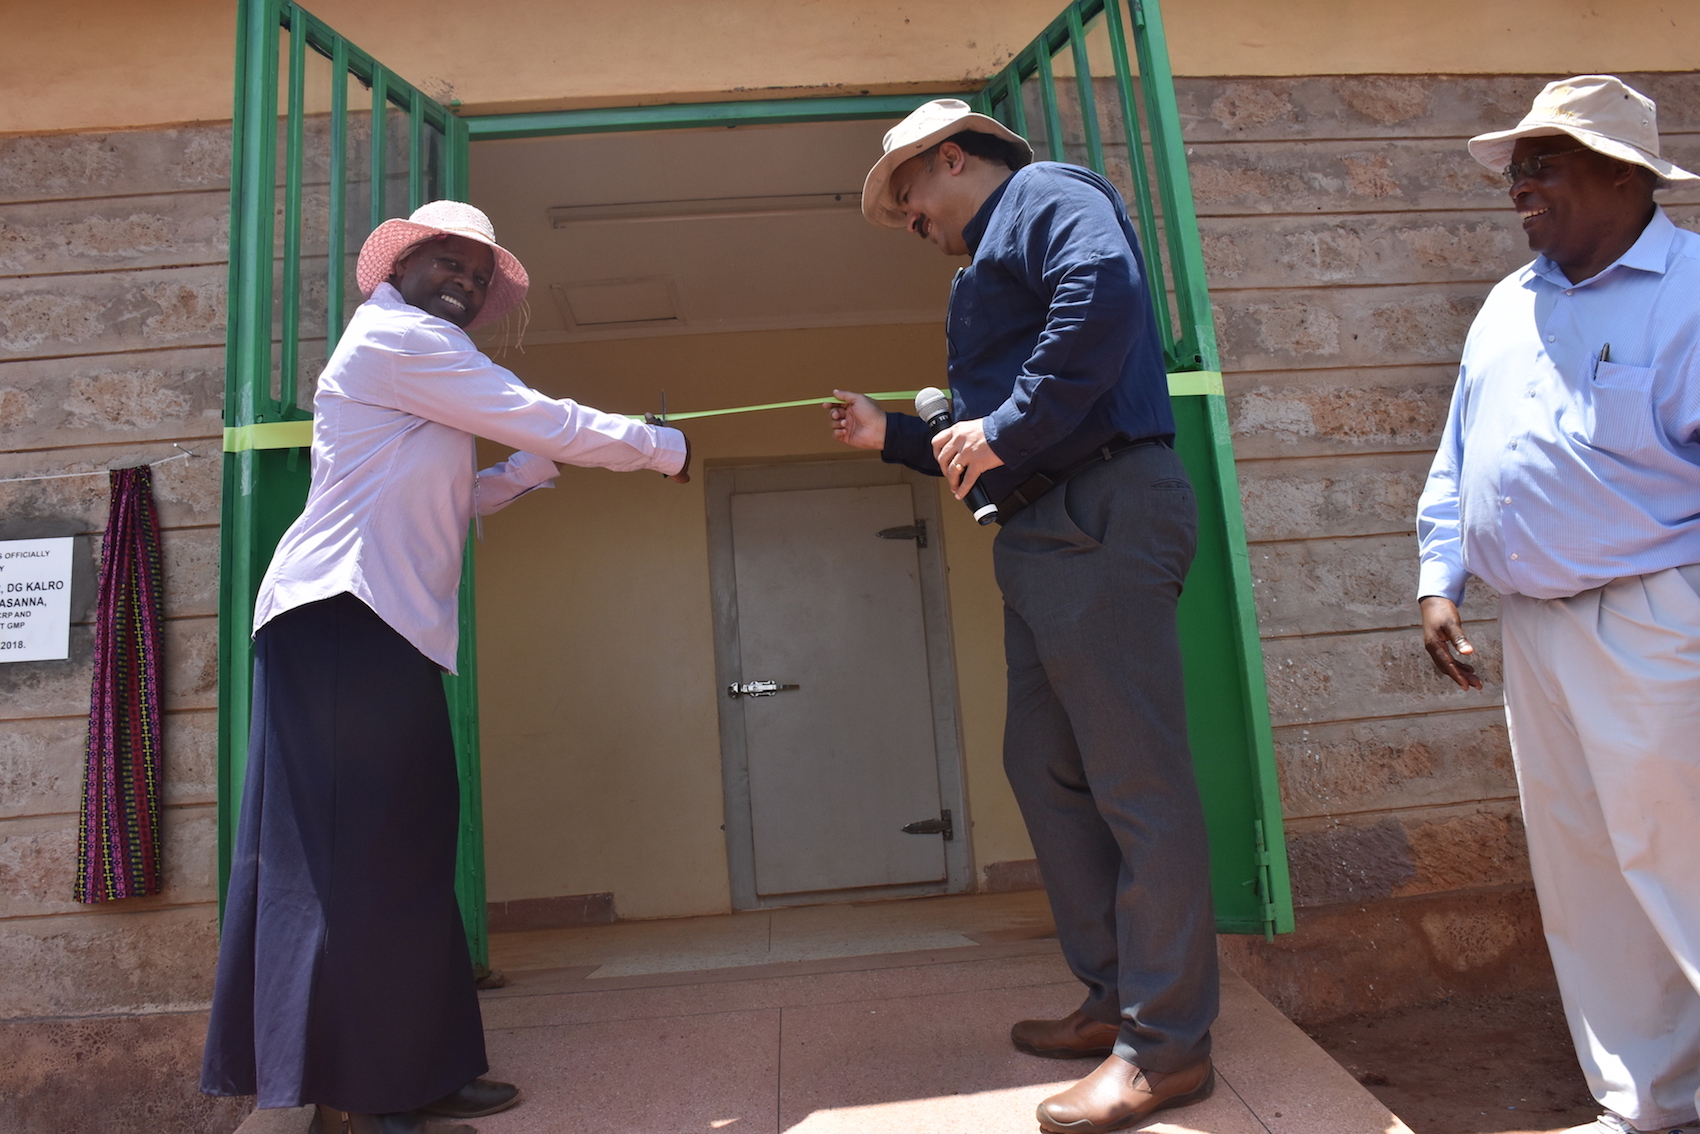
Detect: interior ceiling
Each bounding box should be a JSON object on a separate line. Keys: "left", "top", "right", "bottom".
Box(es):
{"left": 469, "top": 119, "right": 959, "bottom": 345}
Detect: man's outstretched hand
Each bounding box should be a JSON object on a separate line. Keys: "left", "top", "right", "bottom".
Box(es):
{"left": 827, "top": 390, "right": 887, "bottom": 450}
{"left": 1420, "top": 595, "right": 1482, "bottom": 690}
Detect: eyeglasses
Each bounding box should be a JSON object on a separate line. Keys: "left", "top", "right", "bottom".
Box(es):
{"left": 1501, "top": 148, "right": 1588, "bottom": 186}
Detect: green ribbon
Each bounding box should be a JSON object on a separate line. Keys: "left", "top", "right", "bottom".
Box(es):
{"left": 623, "top": 373, "right": 1223, "bottom": 423}
{"left": 625, "top": 390, "right": 924, "bottom": 422}
{"left": 221, "top": 374, "right": 1225, "bottom": 450}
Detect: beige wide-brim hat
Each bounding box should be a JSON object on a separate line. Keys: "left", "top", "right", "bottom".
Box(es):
{"left": 1467, "top": 74, "right": 1697, "bottom": 187}
{"left": 862, "top": 98, "right": 1034, "bottom": 228}
{"left": 356, "top": 200, "right": 530, "bottom": 330}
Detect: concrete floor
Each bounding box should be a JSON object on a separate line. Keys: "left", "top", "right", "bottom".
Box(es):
{"left": 237, "top": 891, "right": 1413, "bottom": 1134}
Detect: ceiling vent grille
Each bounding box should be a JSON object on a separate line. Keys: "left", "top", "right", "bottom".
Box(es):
{"left": 551, "top": 276, "right": 682, "bottom": 328}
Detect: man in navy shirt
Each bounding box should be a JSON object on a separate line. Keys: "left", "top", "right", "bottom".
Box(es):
{"left": 829, "top": 99, "right": 1216, "bottom": 1133}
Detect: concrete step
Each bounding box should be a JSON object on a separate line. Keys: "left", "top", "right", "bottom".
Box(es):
{"left": 235, "top": 893, "right": 1411, "bottom": 1134}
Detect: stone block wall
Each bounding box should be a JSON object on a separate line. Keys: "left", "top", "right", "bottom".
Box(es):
{"left": 1185, "top": 73, "right": 1700, "bottom": 1023}
{"left": 0, "top": 124, "right": 249, "bottom": 1132}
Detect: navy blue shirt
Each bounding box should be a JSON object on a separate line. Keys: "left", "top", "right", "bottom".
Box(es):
{"left": 882, "top": 162, "right": 1174, "bottom": 503}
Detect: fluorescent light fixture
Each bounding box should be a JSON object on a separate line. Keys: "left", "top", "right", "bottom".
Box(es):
{"left": 548, "top": 192, "right": 861, "bottom": 226}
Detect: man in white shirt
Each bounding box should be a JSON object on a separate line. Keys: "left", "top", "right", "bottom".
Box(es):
{"left": 1416, "top": 77, "right": 1700, "bottom": 1134}
{"left": 203, "top": 202, "right": 689, "bottom": 1134}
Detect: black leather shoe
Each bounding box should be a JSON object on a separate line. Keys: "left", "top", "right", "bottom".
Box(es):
{"left": 344, "top": 1112, "right": 472, "bottom": 1134}
{"left": 418, "top": 1077, "right": 520, "bottom": 1119}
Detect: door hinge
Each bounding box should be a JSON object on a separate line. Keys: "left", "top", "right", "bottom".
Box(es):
{"left": 1254, "top": 819, "right": 1276, "bottom": 942}
{"left": 901, "top": 808, "right": 953, "bottom": 840}
{"left": 876, "top": 520, "right": 927, "bottom": 548}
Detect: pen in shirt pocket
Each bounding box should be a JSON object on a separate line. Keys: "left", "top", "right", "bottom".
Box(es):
{"left": 1592, "top": 342, "right": 1611, "bottom": 380}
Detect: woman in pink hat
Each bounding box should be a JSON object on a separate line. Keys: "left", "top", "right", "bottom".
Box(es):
{"left": 201, "top": 201, "right": 691, "bottom": 1134}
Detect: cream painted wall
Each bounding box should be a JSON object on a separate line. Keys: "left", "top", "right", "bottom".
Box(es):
{"left": 8, "top": 0, "right": 1698, "bottom": 136}
{"left": 474, "top": 324, "right": 1024, "bottom": 916}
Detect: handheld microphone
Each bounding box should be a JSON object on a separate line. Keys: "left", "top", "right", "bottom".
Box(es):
{"left": 916, "top": 387, "right": 998, "bottom": 525}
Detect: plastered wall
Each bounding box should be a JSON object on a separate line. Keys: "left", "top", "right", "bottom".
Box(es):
{"left": 7, "top": 0, "right": 1700, "bottom": 135}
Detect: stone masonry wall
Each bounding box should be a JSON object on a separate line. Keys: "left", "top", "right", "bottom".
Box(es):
{"left": 0, "top": 124, "right": 248, "bottom": 1132}
{"left": 1188, "top": 73, "right": 1700, "bottom": 1022}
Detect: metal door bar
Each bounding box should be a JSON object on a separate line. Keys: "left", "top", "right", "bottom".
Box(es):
{"left": 466, "top": 94, "right": 970, "bottom": 142}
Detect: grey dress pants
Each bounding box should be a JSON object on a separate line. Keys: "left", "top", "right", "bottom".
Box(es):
{"left": 993, "top": 442, "right": 1218, "bottom": 1072}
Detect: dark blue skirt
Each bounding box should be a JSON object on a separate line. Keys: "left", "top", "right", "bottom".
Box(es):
{"left": 201, "top": 593, "right": 487, "bottom": 1112}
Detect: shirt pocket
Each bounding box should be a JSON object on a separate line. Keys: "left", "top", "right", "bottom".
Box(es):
{"left": 1585, "top": 361, "right": 1657, "bottom": 454}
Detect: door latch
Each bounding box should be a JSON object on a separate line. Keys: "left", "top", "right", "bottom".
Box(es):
{"left": 876, "top": 520, "right": 927, "bottom": 548}
{"left": 727, "top": 680, "right": 800, "bottom": 699}
{"left": 901, "top": 809, "right": 953, "bottom": 840}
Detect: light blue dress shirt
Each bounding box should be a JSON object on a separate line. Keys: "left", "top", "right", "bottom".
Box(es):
{"left": 1418, "top": 208, "right": 1700, "bottom": 605}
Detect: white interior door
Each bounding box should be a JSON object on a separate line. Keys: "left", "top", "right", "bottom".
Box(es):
{"left": 729, "top": 483, "right": 947, "bottom": 897}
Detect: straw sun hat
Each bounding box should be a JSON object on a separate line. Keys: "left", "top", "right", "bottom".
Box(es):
{"left": 862, "top": 98, "right": 1033, "bottom": 228}
{"left": 356, "top": 200, "right": 530, "bottom": 330}
{"left": 1467, "top": 75, "right": 1697, "bottom": 187}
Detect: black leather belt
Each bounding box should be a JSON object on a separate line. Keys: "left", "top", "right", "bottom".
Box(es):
{"left": 995, "top": 435, "right": 1171, "bottom": 524}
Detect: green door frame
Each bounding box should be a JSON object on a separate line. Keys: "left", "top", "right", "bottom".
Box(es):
{"left": 220, "top": 0, "right": 487, "bottom": 965}
{"left": 975, "top": 0, "right": 1290, "bottom": 935}
{"left": 221, "top": 0, "right": 1289, "bottom": 958}
{"left": 461, "top": 0, "right": 1291, "bottom": 937}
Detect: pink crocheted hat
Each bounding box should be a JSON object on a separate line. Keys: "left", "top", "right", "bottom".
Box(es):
{"left": 356, "top": 200, "right": 529, "bottom": 330}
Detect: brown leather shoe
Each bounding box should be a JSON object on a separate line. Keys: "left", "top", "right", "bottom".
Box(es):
{"left": 1035, "top": 1053, "right": 1214, "bottom": 1132}
{"left": 1011, "top": 1010, "right": 1121, "bottom": 1059}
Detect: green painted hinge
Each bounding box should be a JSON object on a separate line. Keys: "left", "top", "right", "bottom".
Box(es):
{"left": 1254, "top": 819, "right": 1277, "bottom": 942}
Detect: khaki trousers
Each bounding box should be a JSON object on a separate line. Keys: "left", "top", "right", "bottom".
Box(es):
{"left": 1500, "top": 566, "right": 1700, "bottom": 1129}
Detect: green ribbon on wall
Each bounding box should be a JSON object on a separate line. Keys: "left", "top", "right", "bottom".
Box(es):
{"left": 223, "top": 421, "right": 313, "bottom": 452}
{"left": 1165, "top": 370, "right": 1224, "bottom": 397}
{"left": 220, "top": 374, "right": 1225, "bottom": 450}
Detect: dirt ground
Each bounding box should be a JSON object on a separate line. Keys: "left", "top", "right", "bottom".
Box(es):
{"left": 1303, "top": 987, "right": 1600, "bottom": 1134}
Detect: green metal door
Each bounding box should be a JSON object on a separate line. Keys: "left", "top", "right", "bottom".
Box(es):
{"left": 218, "top": 0, "right": 490, "bottom": 965}
{"left": 975, "top": 0, "right": 1292, "bottom": 935}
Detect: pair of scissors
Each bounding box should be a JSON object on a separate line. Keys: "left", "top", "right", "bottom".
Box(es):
{"left": 644, "top": 391, "right": 669, "bottom": 429}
